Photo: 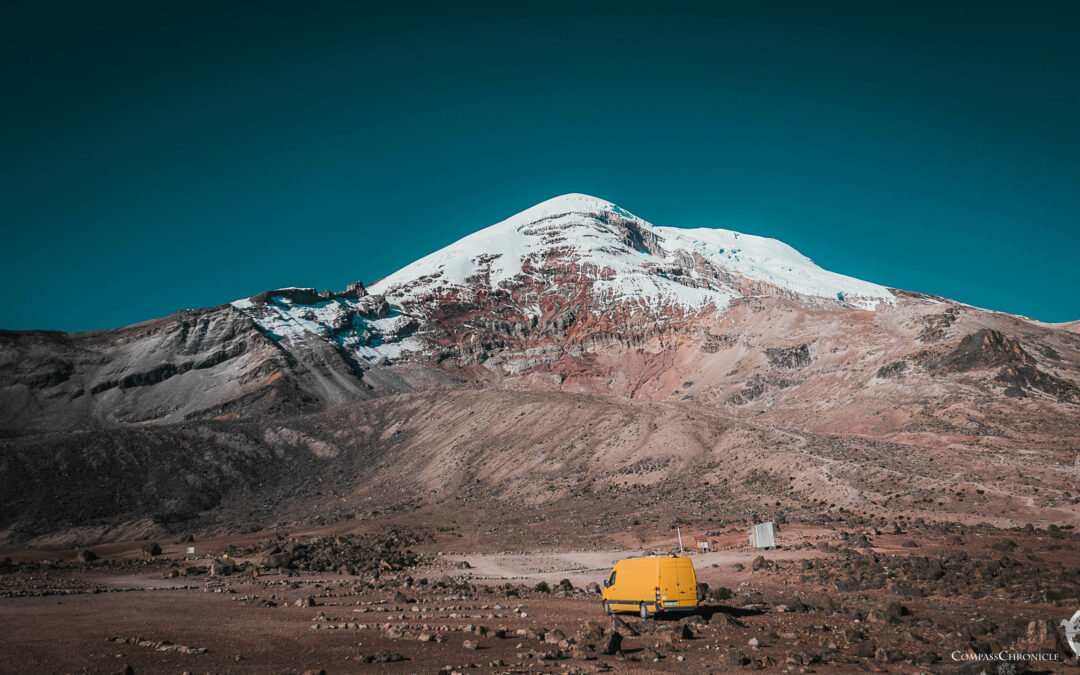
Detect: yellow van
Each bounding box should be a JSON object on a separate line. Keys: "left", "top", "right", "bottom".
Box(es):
{"left": 601, "top": 555, "right": 698, "bottom": 618}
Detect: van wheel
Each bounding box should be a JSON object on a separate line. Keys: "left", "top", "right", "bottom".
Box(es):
{"left": 603, "top": 601, "right": 612, "bottom": 615}
{"left": 639, "top": 603, "right": 650, "bottom": 619}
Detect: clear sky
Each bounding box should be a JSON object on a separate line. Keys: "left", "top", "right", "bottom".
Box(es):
{"left": 3, "top": 1, "right": 1078, "bottom": 331}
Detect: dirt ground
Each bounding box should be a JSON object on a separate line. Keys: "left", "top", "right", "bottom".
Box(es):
{"left": 2, "top": 521, "right": 1079, "bottom": 674}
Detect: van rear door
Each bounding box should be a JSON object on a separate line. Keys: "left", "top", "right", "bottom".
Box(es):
{"left": 666, "top": 558, "right": 696, "bottom": 606}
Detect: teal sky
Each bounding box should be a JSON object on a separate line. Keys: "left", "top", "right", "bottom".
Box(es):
{"left": 3, "top": 1, "right": 1078, "bottom": 331}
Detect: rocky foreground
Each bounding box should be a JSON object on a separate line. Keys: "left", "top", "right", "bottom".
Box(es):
{"left": 2, "top": 518, "right": 1078, "bottom": 673}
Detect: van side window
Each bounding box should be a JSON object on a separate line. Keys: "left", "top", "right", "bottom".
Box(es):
{"left": 607, "top": 571, "right": 616, "bottom": 586}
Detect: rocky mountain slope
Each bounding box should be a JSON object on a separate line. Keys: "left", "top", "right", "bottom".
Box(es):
{"left": 1, "top": 194, "right": 1078, "bottom": 544}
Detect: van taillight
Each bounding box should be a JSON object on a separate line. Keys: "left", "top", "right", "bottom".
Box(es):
{"left": 655, "top": 587, "right": 661, "bottom": 602}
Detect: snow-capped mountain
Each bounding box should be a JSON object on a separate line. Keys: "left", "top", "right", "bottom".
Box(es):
{"left": 3, "top": 193, "right": 1079, "bottom": 543}
{"left": 2, "top": 193, "right": 1076, "bottom": 437}
{"left": 229, "top": 194, "right": 894, "bottom": 366}
{"left": 371, "top": 193, "right": 892, "bottom": 309}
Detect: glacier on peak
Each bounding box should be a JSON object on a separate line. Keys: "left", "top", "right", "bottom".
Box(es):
{"left": 230, "top": 194, "right": 895, "bottom": 365}
{"left": 368, "top": 193, "right": 895, "bottom": 312}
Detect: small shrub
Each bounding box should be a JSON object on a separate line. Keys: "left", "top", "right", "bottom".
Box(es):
{"left": 709, "top": 586, "right": 734, "bottom": 601}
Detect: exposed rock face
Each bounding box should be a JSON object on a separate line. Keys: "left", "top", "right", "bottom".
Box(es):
{"left": 996, "top": 363, "right": 1079, "bottom": 401}
{"left": 1, "top": 306, "right": 287, "bottom": 432}
{"left": 765, "top": 344, "right": 813, "bottom": 369}
{"left": 727, "top": 374, "right": 800, "bottom": 406}
{"left": 918, "top": 306, "right": 960, "bottom": 342}
{"left": 929, "top": 329, "right": 1036, "bottom": 372}
{"left": 918, "top": 328, "right": 1078, "bottom": 401}
{"left": 0, "top": 296, "right": 432, "bottom": 434}
{"left": 876, "top": 361, "right": 907, "bottom": 379}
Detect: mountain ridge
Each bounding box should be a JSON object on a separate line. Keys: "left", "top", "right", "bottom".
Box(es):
{"left": 2, "top": 194, "right": 1075, "bottom": 437}
{"left": 1, "top": 194, "right": 1078, "bottom": 543}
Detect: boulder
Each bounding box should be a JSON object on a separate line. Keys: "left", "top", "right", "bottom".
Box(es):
{"left": 851, "top": 642, "right": 875, "bottom": 658}
{"left": 260, "top": 550, "right": 293, "bottom": 569}
{"left": 544, "top": 629, "right": 566, "bottom": 645}
{"left": 524, "top": 627, "right": 545, "bottom": 641}
{"left": 803, "top": 591, "right": 837, "bottom": 612}
{"left": 1016, "top": 619, "right": 1068, "bottom": 656}
{"left": 710, "top": 612, "right": 745, "bottom": 628}
{"left": 577, "top": 621, "right": 605, "bottom": 642}
{"left": 610, "top": 615, "right": 638, "bottom": 635}
{"left": 210, "top": 558, "right": 236, "bottom": 576}
{"left": 598, "top": 631, "right": 622, "bottom": 655}
{"left": 868, "top": 601, "right": 903, "bottom": 624}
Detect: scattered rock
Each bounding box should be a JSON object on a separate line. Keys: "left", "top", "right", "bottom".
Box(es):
{"left": 851, "top": 642, "right": 876, "bottom": 658}
{"left": 577, "top": 621, "right": 605, "bottom": 642}
{"left": 544, "top": 629, "right": 566, "bottom": 644}
{"left": 598, "top": 631, "right": 622, "bottom": 655}
{"left": 260, "top": 550, "right": 293, "bottom": 568}
{"left": 210, "top": 558, "right": 236, "bottom": 576}
{"left": 366, "top": 650, "right": 404, "bottom": 663}
{"left": 610, "top": 615, "right": 638, "bottom": 636}
{"left": 868, "top": 601, "right": 904, "bottom": 625}
{"left": 710, "top": 612, "right": 745, "bottom": 628}
{"left": 803, "top": 591, "right": 837, "bottom": 612}
{"left": 1016, "top": 619, "right": 1068, "bottom": 655}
